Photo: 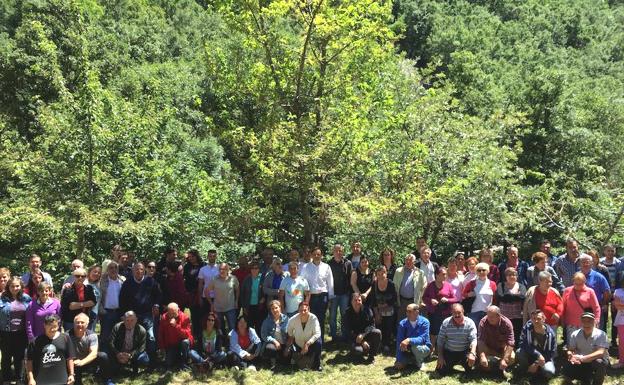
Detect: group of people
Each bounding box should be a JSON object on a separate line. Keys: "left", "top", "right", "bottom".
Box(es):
{"left": 0, "top": 238, "right": 623, "bottom": 385}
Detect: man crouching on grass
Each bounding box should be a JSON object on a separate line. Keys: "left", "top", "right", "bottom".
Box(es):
{"left": 394, "top": 303, "right": 431, "bottom": 370}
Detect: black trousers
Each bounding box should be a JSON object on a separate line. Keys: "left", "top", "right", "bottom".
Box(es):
{"left": 263, "top": 342, "right": 291, "bottom": 364}
{"left": 436, "top": 349, "right": 473, "bottom": 374}
{"left": 75, "top": 352, "right": 111, "bottom": 385}
{"left": 0, "top": 330, "right": 27, "bottom": 382}
{"left": 246, "top": 305, "right": 265, "bottom": 332}
{"left": 352, "top": 328, "right": 382, "bottom": 357}
{"left": 563, "top": 358, "right": 607, "bottom": 385}
{"left": 379, "top": 314, "right": 396, "bottom": 349}
{"left": 293, "top": 341, "right": 322, "bottom": 370}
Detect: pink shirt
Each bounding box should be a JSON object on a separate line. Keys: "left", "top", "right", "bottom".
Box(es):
{"left": 562, "top": 285, "right": 601, "bottom": 327}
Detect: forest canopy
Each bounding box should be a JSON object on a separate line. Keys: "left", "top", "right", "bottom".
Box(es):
{"left": 0, "top": 0, "right": 623, "bottom": 272}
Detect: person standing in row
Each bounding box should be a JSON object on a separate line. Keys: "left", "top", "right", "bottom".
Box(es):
{"left": 328, "top": 244, "right": 352, "bottom": 343}
{"left": 301, "top": 247, "right": 333, "bottom": 343}
{"left": 393, "top": 254, "right": 426, "bottom": 323}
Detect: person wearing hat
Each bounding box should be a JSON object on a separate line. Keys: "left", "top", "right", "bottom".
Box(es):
{"left": 562, "top": 311, "right": 609, "bottom": 385}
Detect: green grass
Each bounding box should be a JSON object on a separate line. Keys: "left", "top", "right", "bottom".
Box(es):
{"left": 106, "top": 343, "right": 624, "bottom": 385}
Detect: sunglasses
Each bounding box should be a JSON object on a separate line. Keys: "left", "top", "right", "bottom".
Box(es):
{"left": 207, "top": 319, "right": 216, "bottom": 322}
{"left": 477, "top": 269, "right": 487, "bottom": 272}
{"left": 75, "top": 275, "right": 86, "bottom": 278}
{"left": 147, "top": 266, "right": 156, "bottom": 269}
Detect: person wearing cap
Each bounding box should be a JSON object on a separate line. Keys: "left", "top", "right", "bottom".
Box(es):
{"left": 345, "top": 293, "right": 381, "bottom": 363}
{"left": 394, "top": 303, "right": 431, "bottom": 370}
{"left": 562, "top": 311, "right": 609, "bottom": 385}
{"left": 476, "top": 305, "right": 515, "bottom": 375}
{"left": 516, "top": 309, "right": 556, "bottom": 379}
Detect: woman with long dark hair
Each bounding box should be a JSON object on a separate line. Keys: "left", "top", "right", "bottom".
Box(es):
{"left": 0, "top": 276, "right": 32, "bottom": 383}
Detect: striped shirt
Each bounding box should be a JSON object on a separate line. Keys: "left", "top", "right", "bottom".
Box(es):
{"left": 436, "top": 316, "right": 476, "bottom": 352}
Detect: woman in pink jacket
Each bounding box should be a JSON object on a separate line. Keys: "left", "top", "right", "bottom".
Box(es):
{"left": 562, "top": 272, "right": 600, "bottom": 341}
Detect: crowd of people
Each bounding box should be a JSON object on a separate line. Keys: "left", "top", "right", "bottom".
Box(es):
{"left": 1, "top": 238, "right": 624, "bottom": 385}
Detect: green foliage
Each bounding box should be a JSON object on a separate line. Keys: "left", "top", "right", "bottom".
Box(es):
{"left": 1, "top": 0, "right": 623, "bottom": 273}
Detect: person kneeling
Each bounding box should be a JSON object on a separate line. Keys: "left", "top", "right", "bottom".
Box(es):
{"left": 516, "top": 309, "right": 556, "bottom": 379}
{"left": 394, "top": 303, "right": 431, "bottom": 370}
{"left": 157, "top": 303, "right": 194, "bottom": 371}
{"left": 476, "top": 306, "right": 515, "bottom": 376}
{"left": 109, "top": 311, "right": 150, "bottom": 375}
{"left": 228, "top": 315, "right": 261, "bottom": 370}
{"left": 345, "top": 293, "right": 381, "bottom": 363}
{"left": 69, "top": 313, "right": 114, "bottom": 385}
{"left": 285, "top": 301, "right": 322, "bottom": 371}
{"left": 188, "top": 312, "right": 227, "bottom": 372}
{"left": 562, "top": 311, "right": 608, "bottom": 385}
{"left": 435, "top": 303, "right": 477, "bottom": 375}
{"left": 261, "top": 301, "right": 290, "bottom": 368}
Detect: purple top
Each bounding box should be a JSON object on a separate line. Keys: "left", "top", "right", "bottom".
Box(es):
{"left": 25, "top": 298, "right": 61, "bottom": 341}
{"left": 422, "top": 281, "right": 458, "bottom": 316}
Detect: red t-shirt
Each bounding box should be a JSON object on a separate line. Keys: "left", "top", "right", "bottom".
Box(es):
{"left": 76, "top": 285, "right": 85, "bottom": 302}
{"left": 534, "top": 288, "right": 562, "bottom": 326}
{"left": 238, "top": 333, "right": 251, "bottom": 350}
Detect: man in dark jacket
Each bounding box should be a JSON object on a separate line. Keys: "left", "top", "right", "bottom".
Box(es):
{"left": 109, "top": 311, "right": 149, "bottom": 374}
{"left": 516, "top": 309, "right": 556, "bottom": 379}
{"left": 119, "top": 263, "right": 161, "bottom": 360}
{"left": 328, "top": 244, "right": 353, "bottom": 342}
{"left": 345, "top": 293, "right": 381, "bottom": 363}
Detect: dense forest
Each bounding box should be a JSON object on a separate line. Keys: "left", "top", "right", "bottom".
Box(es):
{"left": 0, "top": 0, "right": 623, "bottom": 272}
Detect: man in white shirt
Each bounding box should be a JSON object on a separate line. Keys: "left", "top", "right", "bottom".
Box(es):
{"left": 99, "top": 261, "right": 126, "bottom": 342}
{"left": 197, "top": 249, "right": 219, "bottom": 315}
{"left": 300, "top": 247, "right": 334, "bottom": 343}
{"left": 286, "top": 301, "right": 322, "bottom": 371}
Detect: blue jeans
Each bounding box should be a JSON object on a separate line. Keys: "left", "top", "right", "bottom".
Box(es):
{"left": 137, "top": 313, "right": 156, "bottom": 356}
{"left": 189, "top": 349, "right": 227, "bottom": 364}
{"left": 329, "top": 294, "right": 349, "bottom": 340}
{"left": 217, "top": 309, "right": 238, "bottom": 334}
{"left": 516, "top": 348, "right": 555, "bottom": 379}
{"left": 100, "top": 309, "right": 121, "bottom": 344}
{"left": 309, "top": 293, "right": 329, "bottom": 342}
{"left": 397, "top": 345, "right": 430, "bottom": 367}
{"left": 164, "top": 339, "right": 191, "bottom": 368}
{"left": 110, "top": 351, "right": 150, "bottom": 373}
{"left": 469, "top": 311, "right": 486, "bottom": 326}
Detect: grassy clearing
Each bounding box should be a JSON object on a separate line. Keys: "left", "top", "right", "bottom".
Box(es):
{"left": 109, "top": 343, "right": 624, "bottom": 385}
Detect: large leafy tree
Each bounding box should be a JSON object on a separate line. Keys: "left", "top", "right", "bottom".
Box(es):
{"left": 206, "top": 0, "right": 398, "bottom": 246}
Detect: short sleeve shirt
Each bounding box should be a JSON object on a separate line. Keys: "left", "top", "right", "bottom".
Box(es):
{"left": 279, "top": 276, "right": 310, "bottom": 314}
{"left": 569, "top": 327, "right": 609, "bottom": 361}
{"left": 198, "top": 264, "right": 219, "bottom": 298}
{"left": 211, "top": 276, "right": 239, "bottom": 312}
{"left": 69, "top": 329, "right": 98, "bottom": 360}
{"left": 27, "top": 332, "right": 76, "bottom": 385}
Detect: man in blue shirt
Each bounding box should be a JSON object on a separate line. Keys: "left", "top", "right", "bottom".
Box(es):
{"left": 579, "top": 254, "right": 610, "bottom": 332}
{"left": 395, "top": 303, "right": 431, "bottom": 370}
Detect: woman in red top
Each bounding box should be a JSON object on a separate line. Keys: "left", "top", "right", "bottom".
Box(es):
{"left": 523, "top": 270, "right": 563, "bottom": 336}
